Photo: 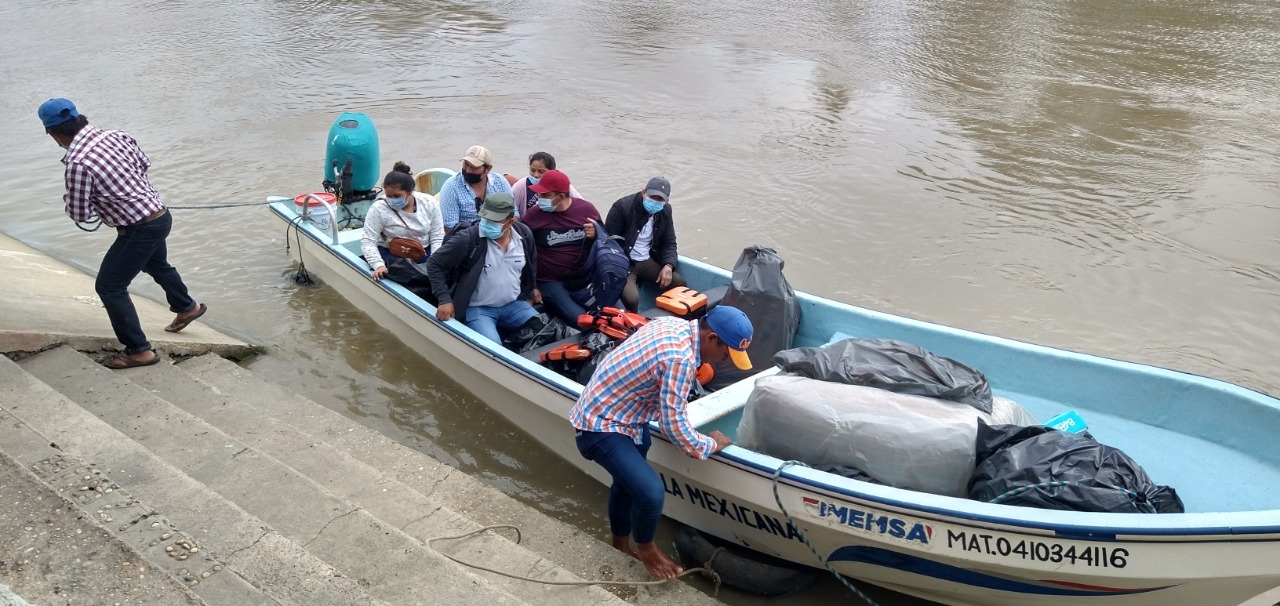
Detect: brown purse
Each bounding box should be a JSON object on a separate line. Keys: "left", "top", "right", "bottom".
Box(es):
{"left": 384, "top": 208, "right": 426, "bottom": 260}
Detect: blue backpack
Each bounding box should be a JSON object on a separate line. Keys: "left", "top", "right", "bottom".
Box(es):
{"left": 567, "top": 220, "right": 630, "bottom": 311}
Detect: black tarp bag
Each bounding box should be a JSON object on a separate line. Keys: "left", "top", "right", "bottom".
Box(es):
{"left": 772, "top": 338, "right": 994, "bottom": 414}
{"left": 502, "top": 313, "right": 578, "bottom": 353}
{"left": 967, "top": 421, "right": 1184, "bottom": 513}
{"left": 706, "top": 246, "right": 800, "bottom": 391}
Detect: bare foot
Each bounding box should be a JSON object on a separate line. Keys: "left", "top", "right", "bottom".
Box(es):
{"left": 635, "top": 542, "right": 683, "bottom": 580}
{"left": 611, "top": 535, "right": 637, "bottom": 558}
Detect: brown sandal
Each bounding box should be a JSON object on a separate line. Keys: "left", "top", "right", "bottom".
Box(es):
{"left": 104, "top": 351, "right": 160, "bottom": 369}
{"left": 165, "top": 303, "right": 207, "bottom": 333}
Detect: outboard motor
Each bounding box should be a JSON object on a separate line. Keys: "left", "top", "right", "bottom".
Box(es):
{"left": 323, "top": 112, "right": 380, "bottom": 204}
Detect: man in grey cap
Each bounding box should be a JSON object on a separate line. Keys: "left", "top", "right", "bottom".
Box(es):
{"left": 605, "top": 176, "right": 687, "bottom": 312}
{"left": 426, "top": 193, "right": 541, "bottom": 344}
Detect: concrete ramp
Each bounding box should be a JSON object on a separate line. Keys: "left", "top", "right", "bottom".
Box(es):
{"left": 0, "top": 233, "right": 252, "bottom": 360}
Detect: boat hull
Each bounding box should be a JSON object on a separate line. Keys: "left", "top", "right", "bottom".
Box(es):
{"left": 269, "top": 202, "right": 1280, "bottom": 606}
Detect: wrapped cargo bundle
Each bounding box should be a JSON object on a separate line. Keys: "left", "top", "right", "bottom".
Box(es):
{"left": 736, "top": 374, "right": 1037, "bottom": 497}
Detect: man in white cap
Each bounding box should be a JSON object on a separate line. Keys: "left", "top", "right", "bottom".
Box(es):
{"left": 438, "top": 144, "right": 513, "bottom": 229}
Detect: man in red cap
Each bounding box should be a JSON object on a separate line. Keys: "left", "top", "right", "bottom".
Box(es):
{"left": 521, "top": 169, "right": 605, "bottom": 324}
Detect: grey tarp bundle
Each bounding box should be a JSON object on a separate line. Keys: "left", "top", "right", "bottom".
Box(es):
{"left": 968, "top": 421, "right": 1185, "bottom": 513}
{"left": 773, "top": 338, "right": 993, "bottom": 414}
{"left": 706, "top": 246, "right": 800, "bottom": 391}
{"left": 737, "top": 374, "right": 1038, "bottom": 497}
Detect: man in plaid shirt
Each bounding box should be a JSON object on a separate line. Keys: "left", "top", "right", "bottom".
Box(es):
{"left": 40, "top": 98, "right": 206, "bottom": 369}
{"left": 569, "top": 305, "right": 754, "bottom": 579}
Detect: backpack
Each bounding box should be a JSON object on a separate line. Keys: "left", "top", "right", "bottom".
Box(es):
{"left": 566, "top": 220, "right": 630, "bottom": 311}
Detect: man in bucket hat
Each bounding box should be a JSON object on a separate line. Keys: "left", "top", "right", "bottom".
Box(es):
{"left": 426, "top": 193, "right": 540, "bottom": 344}
{"left": 568, "top": 305, "right": 753, "bottom": 579}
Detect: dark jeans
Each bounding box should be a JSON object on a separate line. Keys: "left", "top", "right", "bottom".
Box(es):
{"left": 622, "top": 258, "right": 686, "bottom": 312}
{"left": 575, "top": 426, "right": 664, "bottom": 544}
{"left": 96, "top": 211, "right": 195, "bottom": 354}
{"left": 538, "top": 280, "right": 587, "bottom": 325}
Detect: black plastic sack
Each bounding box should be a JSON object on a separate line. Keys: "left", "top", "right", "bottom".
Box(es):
{"left": 502, "top": 314, "right": 578, "bottom": 353}
{"left": 706, "top": 246, "right": 800, "bottom": 391}
{"left": 968, "top": 421, "right": 1184, "bottom": 514}
{"left": 576, "top": 331, "right": 622, "bottom": 384}
{"left": 773, "top": 338, "right": 993, "bottom": 414}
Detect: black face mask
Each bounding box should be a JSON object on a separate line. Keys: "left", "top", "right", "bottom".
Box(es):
{"left": 462, "top": 171, "right": 484, "bottom": 184}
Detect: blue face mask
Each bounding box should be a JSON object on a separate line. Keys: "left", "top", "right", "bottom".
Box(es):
{"left": 386, "top": 196, "right": 408, "bottom": 210}
{"left": 537, "top": 196, "right": 555, "bottom": 213}
{"left": 643, "top": 196, "right": 665, "bottom": 214}
{"left": 528, "top": 175, "right": 541, "bottom": 186}
{"left": 479, "top": 218, "right": 505, "bottom": 239}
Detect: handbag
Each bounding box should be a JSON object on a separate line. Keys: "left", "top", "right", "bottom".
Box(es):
{"left": 383, "top": 208, "right": 426, "bottom": 260}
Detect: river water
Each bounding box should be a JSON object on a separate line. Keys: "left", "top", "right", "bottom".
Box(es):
{"left": 2, "top": 0, "right": 1278, "bottom": 604}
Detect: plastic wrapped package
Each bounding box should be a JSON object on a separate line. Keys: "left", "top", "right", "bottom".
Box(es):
{"left": 706, "top": 246, "right": 800, "bottom": 391}
{"left": 502, "top": 313, "right": 577, "bottom": 353}
{"left": 773, "top": 338, "right": 993, "bottom": 414}
{"left": 736, "top": 374, "right": 1037, "bottom": 497}
{"left": 968, "top": 422, "right": 1185, "bottom": 513}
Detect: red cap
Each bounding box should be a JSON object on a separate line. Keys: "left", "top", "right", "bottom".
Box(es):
{"left": 529, "top": 169, "right": 571, "bottom": 195}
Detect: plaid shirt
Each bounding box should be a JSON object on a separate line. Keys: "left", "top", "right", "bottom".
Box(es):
{"left": 438, "top": 171, "right": 513, "bottom": 228}
{"left": 61, "top": 126, "right": 165, "bottom": 227}
{"left": 569, "top": 317, "right": 718, "bottom": 459}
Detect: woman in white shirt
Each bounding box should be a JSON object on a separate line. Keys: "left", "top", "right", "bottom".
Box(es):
{"left": 361, "top": 162, "right": 445, "bottom": 284}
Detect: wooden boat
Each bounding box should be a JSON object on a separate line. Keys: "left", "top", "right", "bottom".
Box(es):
{"left": 268, "top": 178, "right": 1280, "bottom": 606}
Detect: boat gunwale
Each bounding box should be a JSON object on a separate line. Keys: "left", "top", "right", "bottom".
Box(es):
{"left": 270, "top": 202, "right": 1280, "bottom": 541}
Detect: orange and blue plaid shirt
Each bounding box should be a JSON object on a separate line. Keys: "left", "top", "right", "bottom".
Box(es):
{"left": 569, "top": 317, "right": 718, "bottom": 459}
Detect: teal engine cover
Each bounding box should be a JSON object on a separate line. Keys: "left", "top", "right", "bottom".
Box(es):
{"left": 324, "top": 112, "right": 380, "bottom": 192}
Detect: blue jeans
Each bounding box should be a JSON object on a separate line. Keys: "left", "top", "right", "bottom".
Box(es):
{"left": 575, "top": 426, "right": 663, "bottom": 544}
{"left": 464, "top": 299, "right": 537, "bottom": 344}
{"left": 96, "top": 211, "right": 196, "bottom": 355}
{"left": 538, "top": 280, "right": 587, "bottom": 326}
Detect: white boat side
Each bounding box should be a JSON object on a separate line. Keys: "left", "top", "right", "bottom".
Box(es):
{"left": 269, "top": 199, "right": 1280, "bottom": 606}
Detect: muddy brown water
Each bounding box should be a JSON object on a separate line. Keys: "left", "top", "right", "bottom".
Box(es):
{"left": 2, "top": 0, "right": 1277, "bottom": 603}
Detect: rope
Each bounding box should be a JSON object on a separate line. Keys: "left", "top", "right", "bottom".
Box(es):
{"left": 168, "top": 200, "right": 278, "bottom": 209}
{"left": 988, "top": 481, "right": 1070, "bottom": 504}
{"left": 75, "top": 218, "right": 102, "bottom": 232}
{"left": 986, "top": 481, "right": 1157, "bottom": 513}
{"left": 427, "top": 525, "right": 722, "bottom": 596}
{"left": 284, "top": 215, "right": 313, "bottom": 285}
{"left": 771, "top": 460, "right": 880, "bottom": 606}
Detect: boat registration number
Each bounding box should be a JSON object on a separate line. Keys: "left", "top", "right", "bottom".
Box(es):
{"left": 946, "top": 530, "right": 1129, "bottom": 568}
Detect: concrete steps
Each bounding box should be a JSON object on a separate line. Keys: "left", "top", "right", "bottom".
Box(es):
{"left": 1, "top": 345, "right": 722, "bottom": 606}
{"left": 17, "top": 346, "right": 542, "bottom": 606}
{"left": 126, "top": 357, "right": 625, "bottom": 606}
{"left": 177, "top": 353, "right": 723, "bottom": 606}
{"left": 0, "top": 354, "right": 382, "bottom": 606}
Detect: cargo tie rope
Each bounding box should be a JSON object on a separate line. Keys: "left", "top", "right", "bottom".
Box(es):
{"left": 771, "top": 460, "right": 880, "bottom": 606}
{"left": 987, "top": 481, "right": 1156, "bottom": 512}
{"left": 427, "top": 524, "right": 725, "bottom": 594}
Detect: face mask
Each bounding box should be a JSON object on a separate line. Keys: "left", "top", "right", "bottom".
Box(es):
{"left": 386, "top": 196, "right": 408, "bottom": 210}
{"left": 479, "top": 218, "right": 505, "bottom": 239}
{"left": 462, "top": 171, "right": 484, "bottom": 184}
{"left": 537, "top": 196, "right": 555, "bottom": 213}
{"left": 643, "top": 196, "right": 665, "bottom": 214}
{"left": 528, "top": 176, "right": 541, "bottom": 186}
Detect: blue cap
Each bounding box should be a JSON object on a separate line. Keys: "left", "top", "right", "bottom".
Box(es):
{"left": 705, "top": 305, "right": 754, "bottom": 370}
{"left": 38, "top": 98, "right": 80, "bottom": 129}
